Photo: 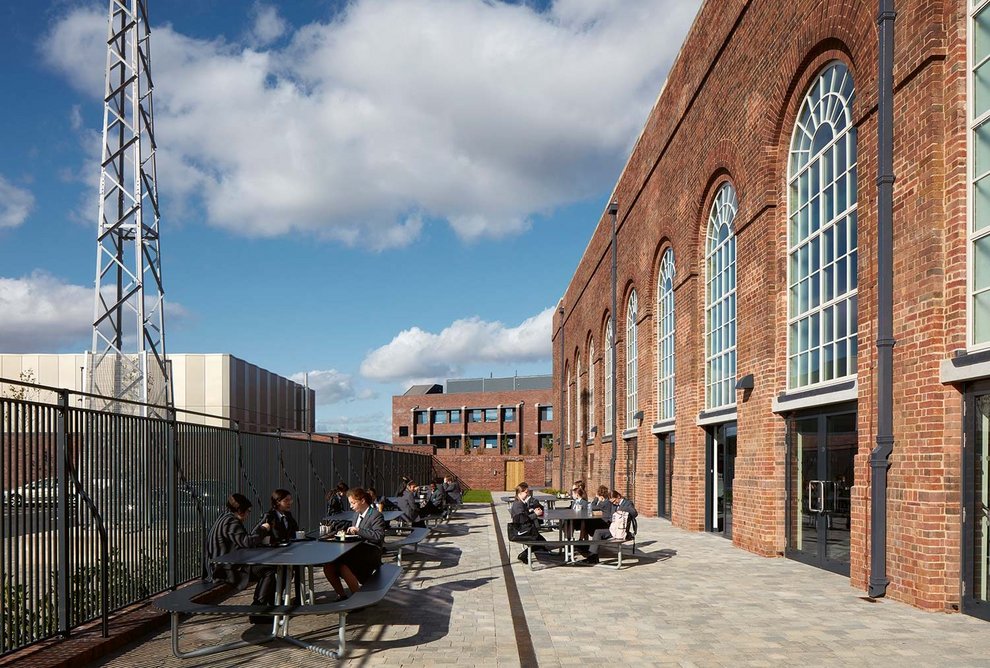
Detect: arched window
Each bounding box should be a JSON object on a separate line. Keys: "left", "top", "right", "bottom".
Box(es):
{"left": 656, "top": 249, "right": 676, "bottom": 421}
{"left": 973, "top": 3, "right": 990, "bottom": 345}
{"left": 576, "top": 353, "right": 582, "bottom": 444}
{"left": 604, "top": 318, "right": 614, "bottom": 436}
{"left": 626, "top": 290, "right": 639, "bottom": 429}
{"left": 705, "top": 183, "right": 737, "bottom": 410}
{"left": 787, "top": 62, "right": 857, "bottom": 387}
{"left": 566, "top": 367, "right": 572, "bottom": 445}
{"left": 588, "top": 338, "right": 596, "bottom": 432}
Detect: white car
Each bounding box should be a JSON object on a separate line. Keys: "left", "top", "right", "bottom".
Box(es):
{"left": 3, "top": 477, "right": 75, "bottom": 506}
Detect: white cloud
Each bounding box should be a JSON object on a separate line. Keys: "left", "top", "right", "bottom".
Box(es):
{"left": 248, "top": 3, "right": 289, "bottom": 46}
{"left": 0, "top": 271, "right": 189, "bottom": 353}
{"left": 0, "top": 271, "right": 92, "bottom": 351}
{"left": 0, "top": 176, "right": 35, "bottom": 228}
{"left": 316, "top": 412, "right": 391, "bottom": 441}
{"left": 290, "top": 368, "right": 375, "bottom": 405}
{"left": 42, "top": 0, "right": 700, "bottom": 249}
{"left": 360, "top": 306, "right": 554, "bottom": 383}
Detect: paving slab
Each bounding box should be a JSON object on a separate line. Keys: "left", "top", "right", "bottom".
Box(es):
{"left": 90, "top": 496, "right": 990, "bottom": 667}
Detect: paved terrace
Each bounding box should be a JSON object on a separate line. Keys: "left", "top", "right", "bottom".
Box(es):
{"left": 92, "top": 497, "right": 990, "bottom": 667}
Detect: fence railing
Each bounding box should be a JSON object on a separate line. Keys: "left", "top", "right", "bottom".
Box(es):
{"left": 0, "top": 378, "right": 431, "bottom": 656}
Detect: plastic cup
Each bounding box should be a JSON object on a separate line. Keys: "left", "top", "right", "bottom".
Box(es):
{"left": 295, "top": 530, "right": 305, "bottom": 540}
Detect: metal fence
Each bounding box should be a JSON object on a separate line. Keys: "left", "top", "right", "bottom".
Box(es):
{"left": 0, "top": 379, "right": 431, "bottom": 657}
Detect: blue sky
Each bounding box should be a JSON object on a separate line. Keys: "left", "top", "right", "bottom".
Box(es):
{"left": 0, "top": 0, "right": 699, "bottom": 440}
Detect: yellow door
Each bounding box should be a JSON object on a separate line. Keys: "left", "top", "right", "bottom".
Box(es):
{"left": 505, "top": 460, "right": 525, "bottom": 490}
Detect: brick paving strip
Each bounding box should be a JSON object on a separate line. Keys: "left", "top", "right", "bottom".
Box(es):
{"left": 10, "top": 499, "right": 990, "bottom": 666}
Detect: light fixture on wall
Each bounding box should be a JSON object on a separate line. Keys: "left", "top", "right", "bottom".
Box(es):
{"left": 735, "top": 374, "right": 754, "bottom": 391}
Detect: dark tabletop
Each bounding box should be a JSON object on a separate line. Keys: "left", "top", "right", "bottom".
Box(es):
{"left": 543, "top": 508, "right": 599, "bottom": 521}
{"left": 213, "top": 540, "right": 359, "bottom": 566}
{"left": 324, "top": 509, "right": 405, "bottom": 524}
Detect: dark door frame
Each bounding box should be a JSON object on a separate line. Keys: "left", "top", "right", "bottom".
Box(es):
{"left": 784, "top": 403, "right": 856, "bottom": 577}
{"left": 657, "top": 432, "right": 673, "bottom": 520}
{"left": 704, "top": 422, "right": 736, "bottom": 536}
{"left": 962, "top": 380, "right": 990, "bottom": 621}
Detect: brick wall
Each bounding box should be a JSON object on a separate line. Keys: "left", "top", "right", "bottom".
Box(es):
{"left": 551, "top": 0, "right": 966, "bottom": 611}
{"left": 433, "top": 451, "right": 547, "bottom": 491}
{"left": 392, "top": 387, "right": 554, "bottom": 456}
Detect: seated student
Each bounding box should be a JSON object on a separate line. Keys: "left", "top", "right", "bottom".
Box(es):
{"left": 583, "top": 490, "right": 638, "bottom": 564}
{"left": 442, "top": 476, "right": 462, "bottom": 505}
{"left": 566, "top": 483, "right": 590, "bottom": 544}
{"left": 509, "top": 482, "right": 548, "bottom": 563}
{"left": 587, "top": 485, "right": 613, "bottom": 532}
{"left": 259, "top": 488, "right": 299, "bottom": 544}
{"left": 395, "top": 479, "right": 424, "bottom": 527}
{"left": 422, "top": 480, "right": 446, "bottom": 516}
{"left": 325, "top": 482, "right": 349, "bottom": 517}
{"left": 206, "top": 493, "right": 274, "bottom": 622}
{"left": 323, "top": 487, "right": 386, "bottom": 601}
{"left": 367, "top": 487, "right": 381, "bottom": 509}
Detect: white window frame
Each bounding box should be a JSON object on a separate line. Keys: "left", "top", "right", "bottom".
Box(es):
{"left": 971, "top": 1, "right": 990, "bottom": 348}
{"left": 626, "top": 290, "right": 639, "bottom": 429}
{"left": 786, "top": 61, "right": 858, "bottom": 389}
{"left": 605, "top": 318, "right": 614, "bottom": 436}
{"left": 566, "top": 368, "right": 572, "bottom": 445}
{"left": 705, "top": 183, "right": 738, "bottom": 411}
{"left": 656, "top": 249, "right": 676, "bottom": 422}
{"left": 588, "top": 338, "right": 596, "bottom": 434}
{"left": 576, "top": 353, "right": 582, "bottom": 444}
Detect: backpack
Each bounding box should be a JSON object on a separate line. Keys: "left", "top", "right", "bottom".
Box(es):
{"left": 609, "top": 509, "right": 630, "bottom": 540}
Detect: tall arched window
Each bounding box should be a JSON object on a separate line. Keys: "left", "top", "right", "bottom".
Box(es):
{"left": 588, "top": 338, "right": 596, "bottom": 432}
{"left": 626, "top": 290, "right": 639, "bottom": 429}
{"left": 787, "top": 62, "right": 857, "bottom": 387}
{"left": 656, "top": 249, "right": 676, "bottom": 421}
{"left": 705, "top": 183, "right": 738, "bottom": 410}
{"left": 576, "top": 353, "right": 582, "bottom": 444}
{"left": 973, "top": 3, "right": 990, "bottom": 345}
{"left": 566, "top": 367, "right": 572, "bottom": 445}
{"left": 604, "top": 318, "right": 614, "bottom": 436}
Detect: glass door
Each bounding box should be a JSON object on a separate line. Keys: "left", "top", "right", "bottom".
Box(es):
{"left": 706, "top": 423, "right": 736, "bottom": 537}
{"left": 786, "top": 407, "right": 856, "bottom": 575}
{"left": 658, "top": 434, "right": 674, "bottom": 520}
{"left": 963, "top": 386, "right": 990, "bottom": 621}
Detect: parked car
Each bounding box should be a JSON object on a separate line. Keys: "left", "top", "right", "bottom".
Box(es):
{"left": 3, "top": 477, "right": 68, "bottom": 506}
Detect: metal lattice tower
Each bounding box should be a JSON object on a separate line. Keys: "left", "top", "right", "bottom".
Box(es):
{"left": 88, "top": 0, "right": 170, "bottom": 417}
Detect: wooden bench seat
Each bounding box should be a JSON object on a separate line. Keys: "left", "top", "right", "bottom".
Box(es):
{"left": 155, "top": 563, "right": 402, "bottom": 659}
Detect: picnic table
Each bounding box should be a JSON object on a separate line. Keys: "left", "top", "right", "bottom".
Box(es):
{"left": 542, "top": 507, "right": 600, "bottom": 563}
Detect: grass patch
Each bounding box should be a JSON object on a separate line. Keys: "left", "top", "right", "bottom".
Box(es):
{"left": 462, "top": 489, "right": 493, "bottom": 503}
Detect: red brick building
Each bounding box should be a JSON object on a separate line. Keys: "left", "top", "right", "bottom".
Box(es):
{"left": 552, "top": 0, "right": 990, "bottom": 618}
{"left": 391, "top": 376, "right": 553, "bottom": 490}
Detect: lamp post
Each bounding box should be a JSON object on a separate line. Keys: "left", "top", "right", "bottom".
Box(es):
{"left": 608, "top": 199, "right": 619, "bottom": 493}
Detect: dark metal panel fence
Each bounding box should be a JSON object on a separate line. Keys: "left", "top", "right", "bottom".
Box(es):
{"left": 0, "top": 381, "right": 430, "bottom": 657}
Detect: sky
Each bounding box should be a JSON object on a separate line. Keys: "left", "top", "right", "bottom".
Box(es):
{"left": 0, "top": 0, "right": 700, "bottom": 440}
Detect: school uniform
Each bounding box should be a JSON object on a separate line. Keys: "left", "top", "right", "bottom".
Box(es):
{"left": 396, "top": 489, "right": 423, "bottom": 526}
{"left": 205, "top": 511, "right": 275, "bottom": 606}
{"left": 588, "top": 497, "right": 638, "bottom": 558}
{"left": 336, "top": 505, "right": 386, "bottom": 583}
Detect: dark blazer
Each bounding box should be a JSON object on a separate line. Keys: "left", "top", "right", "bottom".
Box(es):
{"left": 326, "top": 493, "right": 347, "bottom": 517}
{"left": 395, "top": 489, "right": 419, "bottom": 524}
{"left": 442, "top": 481, "right": 462, "bottom": 504}
{"left": 509, "top": 497, "right": 542, "bottom": 539}
{"left": 351, "top": 506, "right": 386, "bottom": 548}
{"left": 259, "top": 509, "right": 298, "bottom": 543}
{"left": 614, "top": 498, "right": 638, "bottom": 520}
{"left": 590, "top": 496, "right": 614, "bottom": 522}
{"left": 206, "top": 511, "right": 265, "bottom": 585}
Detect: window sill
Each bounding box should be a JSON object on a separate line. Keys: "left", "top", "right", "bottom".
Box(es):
{"left": 622, "top": 428, "right": 638, "bottom": 440}
{"left": 771, "top": 379, "right": 857, "bottom": 414}
{"left": 652, "top": 419, "right": 675, "bottom": 435}
{"left": 940, "top": 349, "right": 990, "bottom": 385}
{"left": 695, "top": 406, "right": 737, "bottom": 426}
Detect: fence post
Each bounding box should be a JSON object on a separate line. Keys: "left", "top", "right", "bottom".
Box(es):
{"left": 55, "top": 389, "right": 70, "bottom": 637}
{"left": 166, "top": 407, "right": 177, "bottom": 590}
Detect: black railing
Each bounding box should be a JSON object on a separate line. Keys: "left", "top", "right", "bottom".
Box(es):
{"left": 0, "top": 377, "right": 431, "bottom": 656}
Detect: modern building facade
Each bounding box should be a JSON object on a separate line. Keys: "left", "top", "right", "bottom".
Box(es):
{"left": 0, "top": 353, "right": 315, "bottom": 433}
{"left": 552, "top": 0, "right": 990, "bottom": 617}
{"left": 391, "top": 375, "right": 553, "bottom": 489}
